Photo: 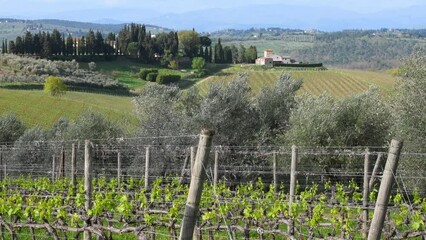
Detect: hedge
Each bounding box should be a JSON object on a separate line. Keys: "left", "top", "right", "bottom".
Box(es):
{"left": 139, "top": 69, "right": 158, "bottom": 80}
{"left": 146, "top": 72, "right": 158, "bottom": 82}
{"left": 156, "top": 74, "right": 181, "bottom": 85}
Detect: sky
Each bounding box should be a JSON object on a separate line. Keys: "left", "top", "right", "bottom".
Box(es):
{"left": 0, "top": 0, "right": 424, "bottom": 17}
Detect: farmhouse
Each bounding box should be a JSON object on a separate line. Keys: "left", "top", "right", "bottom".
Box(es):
{"left": 255, "top": 49, "right": 298, "bottom": 66}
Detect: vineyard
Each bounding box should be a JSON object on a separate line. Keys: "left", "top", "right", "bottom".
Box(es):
{"left": 0, "top": 134, "right": 426, "bottom": 239}
{"left": 196, "top": 69, "right": 396, "bottom": 98}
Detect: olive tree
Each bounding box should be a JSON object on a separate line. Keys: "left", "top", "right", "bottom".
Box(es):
{"left": 282, "top": 88, "right": 391, "bottom": 173}
{"left": 393, "top": 48, "right": 426, "bottom": 194}
{"left": 254, "top": 73, "right": 302, "bottom": 145}
{"left": 133, "top": 83, "right": 195, "bottom": 176}
{"left": 0, "top": 113, "right": 26, "bottom": 143}
{"left": 394, "top": 48, "right": 426, "bottom": 151}
{"left": 12, "top": 126, "right": 51, "bottom": 174}
{"left": 195, "top": 73, "right": 257, "bottom": 146}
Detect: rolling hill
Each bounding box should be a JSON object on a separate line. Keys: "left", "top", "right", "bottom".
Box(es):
{"left": 0, "top": 61, "right": 397, "bottom": 130}
{"left": 0, "top": 88, "right": 136, "bottom": 130}
{"left": 0, "top": 18, "right": 171, "bottom": 41}
{"left": 195, "top": 67, "right": 396, "bottom": 99}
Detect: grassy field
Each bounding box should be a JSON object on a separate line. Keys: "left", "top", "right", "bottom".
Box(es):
{"left": 0, "top": 88, "right": 136, "bottom": 129}
{"left": 0, "top": 60, "right": 397, "bottom": 130}
{"left": 195, "top": 66, "right": 397, "bottom": 98}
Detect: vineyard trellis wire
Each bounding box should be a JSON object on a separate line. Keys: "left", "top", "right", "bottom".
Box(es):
{"left": 0, "top": 136, "right": 426, "bottom": 239}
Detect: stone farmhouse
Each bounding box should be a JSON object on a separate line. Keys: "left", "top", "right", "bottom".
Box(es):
{"left": 255, "top": 49, "right": 298, "bottom": 67}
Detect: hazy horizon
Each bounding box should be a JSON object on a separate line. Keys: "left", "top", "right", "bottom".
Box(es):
{"left": 1, "top": 0, "right": 425, "bottom": 31}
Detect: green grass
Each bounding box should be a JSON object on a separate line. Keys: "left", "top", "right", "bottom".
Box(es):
{"left": 195, "top": 66, "right": 397, "bottom": 98}
{"left": 95, "top": 58, "right": 196, "bottom": 91}
{"left": 0, "top": 88, "right": 136, "bottom": 129}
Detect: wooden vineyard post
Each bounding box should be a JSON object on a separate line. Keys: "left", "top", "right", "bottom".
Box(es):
{"left": 145, "top": 146, "right": 150, "bottom": 190}
{"left": 59, "top": 145, "right": 65, "bottom": 179}
{"left": 84, "top": 140, "right": 93, "bottom": 240}
{"left": 190, "top": 146, "right": 196, "bottom": 174}
{"left": 71, "top": 143, "right": 77, "bottom": 189}
{"left": 214, "top": 150, "right": 219, "bottom": 188}
{"left": 0, "top": 149, "right": 3, "bottom": 180}
{"left": 117, "top": 151, "right": 122, "bottom": 188}
{"left": 362, "top": 148, "right": 370, "bottom": 238}
{"left": 289, "top": 145, "right": 298, "bottom": 236}
{"left": 179, "top": 129, "right": 215, "bottom": 240}
{"left": 273, "top": 151, "right": 277, "bottom": 193}
{"left": 179, "top": 153, "right": 190, "bottom": 184}
{"left": 369, "top": 153, "right": 383, "bottom": 190}
{"left": 368, "top": 139, "right": 403, "bottom": 240}
{"left": 51, "top": 154, "right": 56, "bottom": 182}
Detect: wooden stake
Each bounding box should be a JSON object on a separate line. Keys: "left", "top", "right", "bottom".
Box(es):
{"left": 145, "top": 146, "right": 150, "bottom": 190}
{"left": 179, "top": 129, "right": 215, "bottom": 240}
{"left": 289, "top": 145, "right": 298, "bottom": 236}
{"left": 51, "top": 154, "right": 56, "bottom": 182}
{"left": 368, "top": 139, "right": 403, "bottom": 240}
{"left": 179, "top": 154, "right": 190, "bottom": 184}
{"left": 84, "top": 140, "right": 93, "bottom": 240}
{"left": 369, "top": 153, "right": 383, "bottom": 190}
{"left": 214, "top": 150, "right": 219, "bottom": 188}
{"left": 71, "top": 143, "right": 76, "bottom": 188}
{"left": 117, "top": 151, "right": 122, "bottom": 188}
{"left": 60, "top": 146, "right": 65, "bottom": 179}
{"left": 0, "top": 149, "right": 3, "bottom": 180}
{"left": 190, "top": 146, "right": 196, "bottom": 174}
{"left": 362, "top": 148, "right": 370, "bottom": 238}
{"left": 273, "top": 151, "right": 277, "bottom": 193}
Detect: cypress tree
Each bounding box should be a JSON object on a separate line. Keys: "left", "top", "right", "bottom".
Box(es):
{"left": 214, "top": 38, "right": 224, "bottom": 63}
{"left": 204, "top": 46, "right": 209, "bottom": 63}
{"left": 2, "top": 40, "right": 5, "bottom": 54}
{"left": 33, "top": 33, "right": 41, "bottom": 55}
{"left": 199, "top": 45, "right": 204, "bottom": 58}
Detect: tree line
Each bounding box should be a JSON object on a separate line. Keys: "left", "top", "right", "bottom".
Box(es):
{"left": 3, "top": 24, "right": 258, "bottom": 65}
{"left": 293, "top": 33, "right": 424, "bottom": 69}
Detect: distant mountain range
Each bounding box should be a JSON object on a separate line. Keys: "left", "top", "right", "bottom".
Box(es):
{"left": 143, "top": 4, "right": 426, "bottom": 32}
{"left": 4, "top": 3, "right": 425, "bottom": 32}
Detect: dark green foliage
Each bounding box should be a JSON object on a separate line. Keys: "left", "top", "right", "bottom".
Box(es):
{"left": 294, "top": 34, "right": 419, "bottom": 69}
{"left": 146, "top": 72, "right": 158, "bottom": 82}
{"left": 223, "top": 46, "right": 232, "bottom": 63}
{"left": 139, "top": 68, "right": 158, "bottom": 80}
{"left": 156, "top": 74, "right": 181, "bottom": 84}
{"left": 191, "top": 57, "right": 205, "bottom": 74}
{"left": 245, "top": 45, "right": 257, "bottom": 63}
{"left": 178, "top": 30, "right": 200, "bottom": 58}
{"left": 214, "top": 38, "right": 224, "bottom": 63}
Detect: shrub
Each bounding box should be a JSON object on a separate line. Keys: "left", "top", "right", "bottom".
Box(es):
{"left": 0, "top": 113, "right": 26, "bottom": 143}
{"left": 146, "top": 72, "right": 158, "bottom": 82}
{"left": 156, "top": 74, "right": 181, "bottom": 85}
{"left": 139, "top": 69, "right": 158, "bottom": 80}
{"left": 88, "top": 62, "right": 96, "bottom": 71}
{"left": 168, "top": 60, "right": 179, "bottom": 70}
{"left": 192, "top": 57, "right": 205, "bottom": 72}
{"left": 44, "top": 76, "right": 67, "bottom": 96}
